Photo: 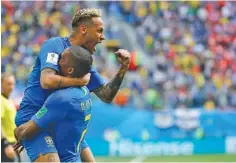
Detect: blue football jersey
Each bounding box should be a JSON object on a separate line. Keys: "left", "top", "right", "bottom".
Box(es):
{"left": 15, "top": 37, "right": 105, "bottom": 125}
{"left": 32, "top": 86, "right": 92, "bottom": 162}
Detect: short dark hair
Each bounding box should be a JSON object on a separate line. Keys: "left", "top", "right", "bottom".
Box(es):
{"left": 67, "top": 46, "right": 93, "bottom": 78}
{"left": 72, "top": 8, "right": 101, "bottom": 29}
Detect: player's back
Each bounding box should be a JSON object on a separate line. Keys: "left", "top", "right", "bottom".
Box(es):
{"left": 50, "top": 87, "right": 92, "bottom": 162}
{"left": 15, "top": 37, "right": 71, "bottom": 126}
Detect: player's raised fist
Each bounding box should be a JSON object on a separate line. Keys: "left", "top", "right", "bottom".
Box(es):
{"left": 115, "top": 49, "right": 131, "bottom": 69}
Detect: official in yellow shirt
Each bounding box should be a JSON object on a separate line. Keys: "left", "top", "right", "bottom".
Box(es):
{"left": 1, "top": 95, "right": 16, "bottom": 143}
{"left": 1, "top": 73, "right": 17, "bottom": 162}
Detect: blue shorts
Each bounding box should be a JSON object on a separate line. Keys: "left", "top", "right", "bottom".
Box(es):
{"left": 21, "top": 131, "right": 57, "bottom": 162}
{"left": 15, "top": 107, "right": 88, "bottom": 162}
{"left": 15, "top": 108, "right": 58, "bottom": 162}
{"left": 60, "top": 140, "right": 88, "bottom": 162}
{"left": 80, "top": 140, "right": 89, "bottom": 151}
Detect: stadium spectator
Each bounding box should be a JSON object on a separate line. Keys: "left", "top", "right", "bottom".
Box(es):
{"left": 103, "top": 1, "right": 235, "bottom": 110}
{"left": 1, "top": 1, "right": 236, "bottom": 110}
{"left": 1, "top": 73, "right": 20, "bottom": 162}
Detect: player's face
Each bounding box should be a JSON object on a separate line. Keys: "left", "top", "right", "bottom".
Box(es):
{"left": 83, "top": 17, "right": 105, "bottom": 54}
{"left": 1, "top": 76, "right": 15, "bottom": 97}
{"left": 59, "top": 51, "right": 74, "bottom": 77}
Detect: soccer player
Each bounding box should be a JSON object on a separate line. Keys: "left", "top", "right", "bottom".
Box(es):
{"left": 15, "top": 46, "right": 94, "bottom": 162}
{"left": 14, "top": 8, "right": 130, "bottom": 162}
{"left": 1, "top": 73, "right": 21, "bottom": 162}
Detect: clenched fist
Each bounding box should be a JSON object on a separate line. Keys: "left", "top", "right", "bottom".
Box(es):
{"left": 115, "top": 49, "right": 131, "bottom": 69}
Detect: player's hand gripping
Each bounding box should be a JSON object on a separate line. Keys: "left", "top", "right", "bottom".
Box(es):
{"left": 13, "top": 128, "right": 24, "bottom": 154}
{"left": 13, "top": 141, "right": 24, "bottom": 154}
{"left": 115, "top": 49, "right": 131, "bottom": 69}
{"left": 78, "top": 73, "right": 91, "bottom": 86}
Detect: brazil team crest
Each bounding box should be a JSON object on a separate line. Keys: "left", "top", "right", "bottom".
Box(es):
{"left": 44, "top": 136, "right": 54, "bottom": 147}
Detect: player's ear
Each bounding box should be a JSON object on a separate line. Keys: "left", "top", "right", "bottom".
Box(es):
{"left": 79, "top": 24, "right": 87, "bottom": 35}
{"left": 68, "top": 67, "right": 74, "bottom": 75}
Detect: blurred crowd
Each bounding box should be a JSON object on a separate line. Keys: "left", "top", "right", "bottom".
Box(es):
{"left": 1, "top": 1, "right": 87, "bottom": 84}
{"left": 101, "top": 1, "right": 236, "bottom": 110}
{"left": 1, "top": 1, "right": 236, "bottom": 111}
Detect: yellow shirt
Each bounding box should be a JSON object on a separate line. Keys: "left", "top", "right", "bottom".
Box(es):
{"left": 1, "top": 95, "right": 16, "bottom": 143}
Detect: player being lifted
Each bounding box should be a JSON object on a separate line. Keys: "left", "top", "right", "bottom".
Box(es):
{"left": 14, "top": 8, "right": 130, "bottom": 162}
{"left": 15, "top": 46, "right": 96, "bottom": 162}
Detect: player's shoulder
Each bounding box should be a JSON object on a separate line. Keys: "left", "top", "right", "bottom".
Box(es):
{"left": 48, "top": 87, "right": 78, "bottom": 100}
{"left": 59, "top": 87, "right": 89, "bottom": 99}
{"left": 39, "top": 36, "right": 65, "bottom": 54}
{"left": 90, "top": 66, "right": 98, "bottom": 72}
{"left": 46, "top": 88, "right": 69, "bottom": 105}
{"left": 44, "top": 36, "right": 63, "bottom": 45}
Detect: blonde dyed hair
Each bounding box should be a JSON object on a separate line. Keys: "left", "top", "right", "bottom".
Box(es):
{"left": 72, "top": 8, "right": 102, "bottom": 29}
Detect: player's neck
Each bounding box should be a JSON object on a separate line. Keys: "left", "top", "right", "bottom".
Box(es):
{"left": 60, "top": 72, "right": 72, "bottom": 78}
{"left": 66, "top": 74, "right": 73, "bottom": 78}
{"left": 68, "top": 33, "right": 85, "bottom": 46}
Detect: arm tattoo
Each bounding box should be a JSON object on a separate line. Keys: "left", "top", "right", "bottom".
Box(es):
{"left": 93, "top": 67, "right": 127, "bottom": 103}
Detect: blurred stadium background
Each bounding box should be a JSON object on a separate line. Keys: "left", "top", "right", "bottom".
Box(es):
{"left": 1, "top": 1, "right": 236, "bottom": 162}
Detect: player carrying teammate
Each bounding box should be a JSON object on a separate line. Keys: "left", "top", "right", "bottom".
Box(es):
{"left": 14, "top": 8, "right": 130, "bottom": 162}
{"left": 15, "top": 46, "right": 94, "bottom": 162}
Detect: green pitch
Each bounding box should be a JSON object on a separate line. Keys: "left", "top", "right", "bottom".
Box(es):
{"left": 95, "top": 154, "right": 236, "bottom": 162}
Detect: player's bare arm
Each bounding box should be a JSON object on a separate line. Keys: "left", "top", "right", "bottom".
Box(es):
{"left": 14, "top": 120, "right": 40, "bottom": 141}
{"left": 13, "top": 121, "right": 40, "bottom": 154}
{"left": 93, "top": 66, "right": 127, "bottom": 103}
{"left": 14, "top": 124, "right": 60, "bottom": 162}
{"left": 93, "top": 49, "right": 130, "bottom": 103}
{"left": 40, "top": 68, "right": 90, "bottom": 89}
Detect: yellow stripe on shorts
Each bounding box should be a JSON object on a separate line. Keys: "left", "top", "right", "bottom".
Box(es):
{"left": 85, "top": 114, "right": 91, "bottom": 121}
